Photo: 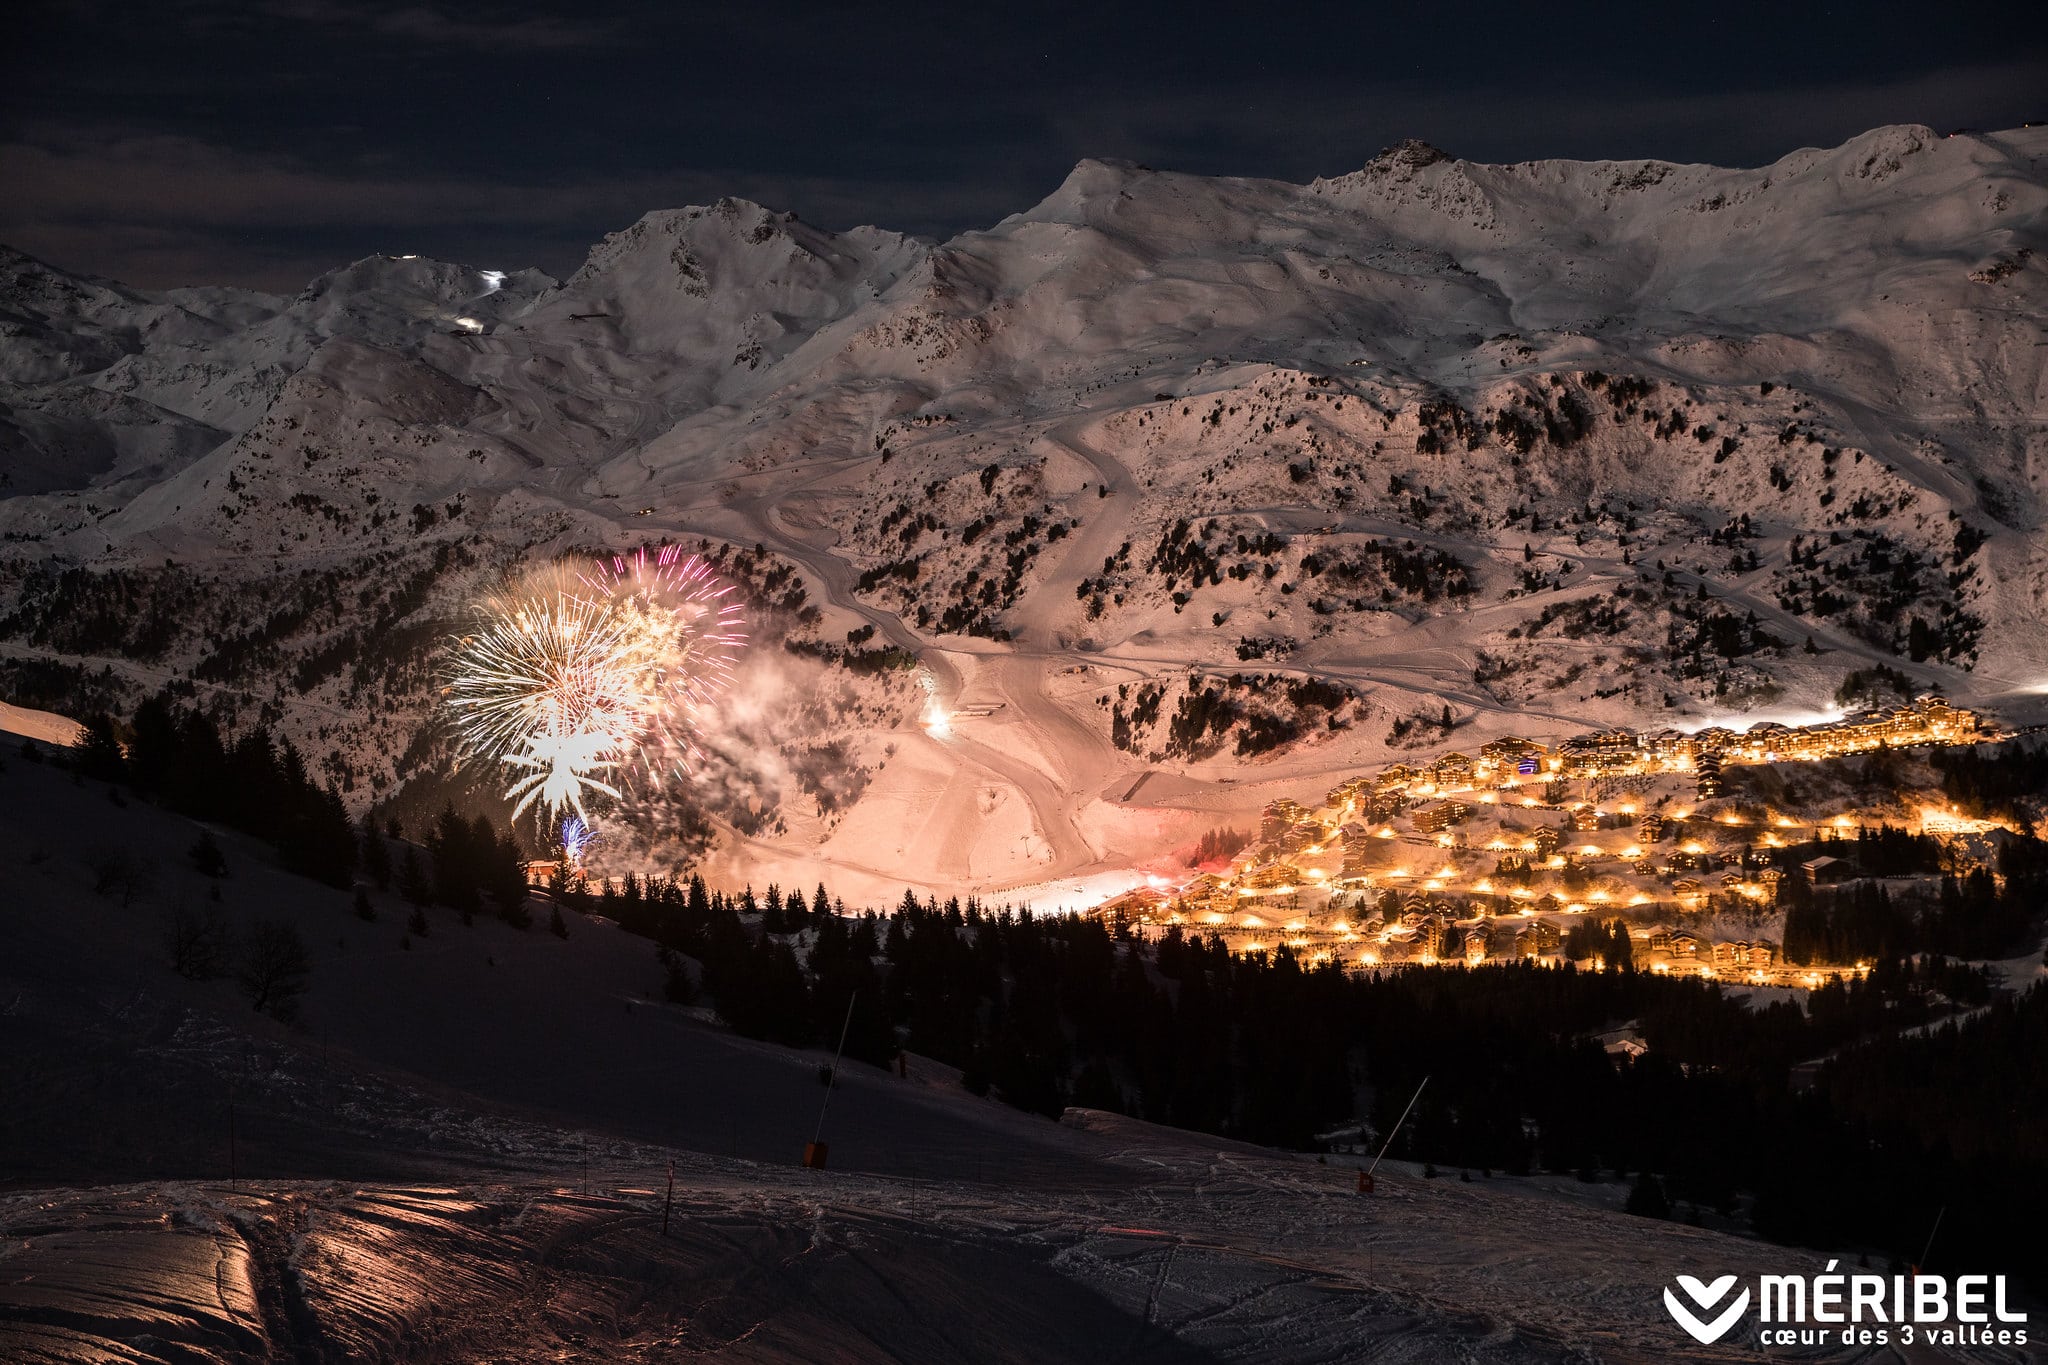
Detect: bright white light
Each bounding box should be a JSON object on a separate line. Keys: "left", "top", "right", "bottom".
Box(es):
{"left": 917, "top": 667, "right": 949, "bottom": 738}
{"left": 1675, "top": 703, "right": 1845, "bottom": 734}
{"left": 453, "top": 316, "right": 483, "bottom": 333}
{"left": 479, "top": 269, "right": 506, "bottom": 292}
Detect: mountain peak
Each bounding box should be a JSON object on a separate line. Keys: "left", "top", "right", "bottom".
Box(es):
{"left": 1373, "top": 139, "right": 1454, "bottom": 170}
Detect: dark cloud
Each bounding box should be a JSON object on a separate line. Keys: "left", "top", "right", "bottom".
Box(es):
{"left": 3, "top": 1, "right": 2042, "bottom": 290}
{"left": 264, "top": 1, "right": 618, "bottom": 51}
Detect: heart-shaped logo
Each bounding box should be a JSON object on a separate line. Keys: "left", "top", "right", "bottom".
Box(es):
{"left": 1663, "top": 1274, "right": 1750, "bottom": 1345}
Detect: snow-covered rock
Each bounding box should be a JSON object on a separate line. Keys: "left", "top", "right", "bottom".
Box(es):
{"left": 2, "top": 124, "right": 2043, "bottom": 897}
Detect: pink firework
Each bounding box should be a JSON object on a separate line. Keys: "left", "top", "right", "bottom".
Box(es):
{"left": 582, "top": 545, "right": 746, "bottom": 781}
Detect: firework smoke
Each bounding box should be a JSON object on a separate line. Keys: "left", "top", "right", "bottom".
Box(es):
{"left": 442, "top": 550, "right": 745, "bottom": 826}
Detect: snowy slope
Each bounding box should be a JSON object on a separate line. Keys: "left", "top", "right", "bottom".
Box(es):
{"left": 1, "top": 124, "right": 2043, "bottom": 899}
{"left": 0, "top": 756, "right": 1979, "bottom": 1364}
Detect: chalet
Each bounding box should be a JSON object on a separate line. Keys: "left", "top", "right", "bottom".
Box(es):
{"left": 1639, "top": 729, "right": 1687, "bottom": 762}
{"left": 1093, "top": 887, "right": 1169, "bottom": 922}
{"left": 1418, "top": 919, "right": 1450, "bottom": 957}
{"left": 1695, "top": 751, "right": 1725, "bottom": 798}
{"left": 1481, "top": 736, "right": 1547, "bottom": 769}
{"left": 1430, "top": 752, "right": 1475, "bottom": 788}
{"left": 1326, "top": 776, "right": 1372, "bottom": 812}
{"left": 1557, "top": 729, "right": 1640, "bottom": 774}
{"left": 1919, "top": 696, "right": 1979, "bottom": 740}
{"left": 1241, "top": 861, "right": 1303, "bottom": 891}
{"left": 1414, "top": 800, "right": 1470, "bottom": 834}
{"left": 1604, "top": 1032, "right": 1649, "bottom": 1059}
{"left": 1463, "top": 928, "right": 1488, "bottom": 964}
{"left": 1802, "top": 855, "right": 1858, "bottom": 885}
{"left": 1338, "top": 823, "right": 1376, "bottom": 879}
{"left": 1279, "top": 819, "right": 1328, "bottom": 854}
{"left": 1532, "top": 826, "right": 1562, "bottom": 858}
{"left": 1691, "top": 727, "right": 1737, "bottom": 755}
{"left": 1259, "top": 798, "right": 1310, "bottom": 842}
{"left": 1742, "top": 721, "right": 1792, "bottom": 760}
{"left": 1362, "top": 793, "right": 1408, "bottom": 824}
{"left": 1179, "top": 872, "right": 1230, "bottom": 915}
{"left": 1669, "top": 931, "right": 1702, "bottom": 957}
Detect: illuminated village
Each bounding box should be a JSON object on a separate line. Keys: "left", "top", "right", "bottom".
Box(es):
{"left": 1098, "top": 697, "right": 2002, "bottom": 986}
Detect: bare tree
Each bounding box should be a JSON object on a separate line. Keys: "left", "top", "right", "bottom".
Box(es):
{"left": 86, "top": 848, "right": 156, "bottom": 906}
{"left": 236, "top": 920, "right": 311, "bottom": 1021}
{"left": 166, "top": 902, "right": 231, "bottom": 979}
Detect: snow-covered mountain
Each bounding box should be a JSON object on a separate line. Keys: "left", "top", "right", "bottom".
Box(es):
{"left": 2, "top": 124, "right": 2044, "bottom": 900}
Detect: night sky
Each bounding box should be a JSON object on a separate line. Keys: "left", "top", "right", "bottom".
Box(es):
{"left": 4, "top": 0, "right": 2043, "bottom": 292}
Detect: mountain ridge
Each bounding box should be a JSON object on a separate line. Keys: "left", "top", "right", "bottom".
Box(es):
{"left": 2, "top": 122, "right": 2044, "bottom": 898}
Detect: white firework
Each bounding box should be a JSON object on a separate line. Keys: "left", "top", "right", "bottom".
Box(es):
{"left": 443, "top": 551, "right": 746, "bottom": 828}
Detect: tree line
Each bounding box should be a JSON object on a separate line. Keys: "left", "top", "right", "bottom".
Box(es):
{"left": 76, "top": 693, "right": 356, "bottom": 886}
{"left": 561, "top": 870, "right": 2045, "bottom": 1291}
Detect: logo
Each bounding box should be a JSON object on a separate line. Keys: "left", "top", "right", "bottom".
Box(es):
{"left": 1659, "top": 1262, "right": 2029, "bottom": 1350}
{"left": 1516, "top": 756, "right": 1539, "bottom": 775}
{"left": 1664, "top": 1275, "right": 1750, "bottom": 1345}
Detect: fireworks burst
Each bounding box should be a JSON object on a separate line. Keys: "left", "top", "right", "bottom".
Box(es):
{"left": 442, "top": 550, "right": 745, "bottom": 826}
{"left": 584, "top": 546, "right": 746, "bottom": 779}
{"left": 503, "top": 703, "right": 622, "bottom": 822}
{"left": 559, "top": 815, "right": 597, "bottom": 866}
